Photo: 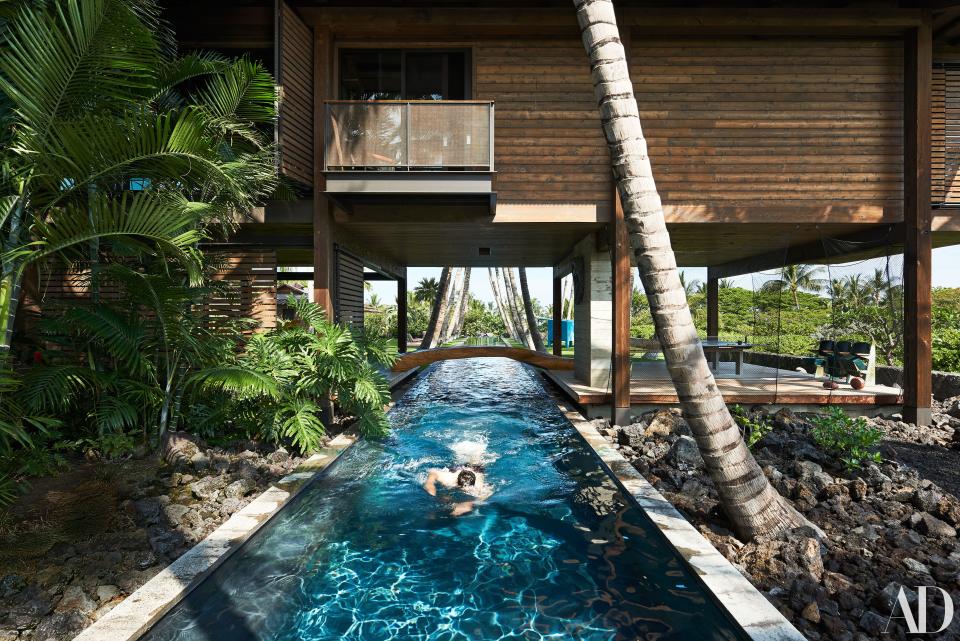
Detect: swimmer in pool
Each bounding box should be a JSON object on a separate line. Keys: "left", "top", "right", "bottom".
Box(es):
{"left": 422, "top": 465, "right": 494, "bottom": 516}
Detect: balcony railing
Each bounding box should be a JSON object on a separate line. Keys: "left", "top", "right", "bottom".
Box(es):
{"left": 324, "top": 101, "right": 494, "bottom": 172}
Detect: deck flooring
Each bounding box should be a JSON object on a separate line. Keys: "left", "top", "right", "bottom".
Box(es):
{"left": 545, "top": 361, "right": 903, "bottom": 407}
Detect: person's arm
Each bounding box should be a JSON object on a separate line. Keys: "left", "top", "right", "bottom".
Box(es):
{"left": 451, "top": 501, "right": 475, "bottom": 516}
{"left": 423, "top": 470, "right": 439, "bottom": 497}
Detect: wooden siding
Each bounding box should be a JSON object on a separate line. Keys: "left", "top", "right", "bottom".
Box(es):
{"left": 475, "top": 38, "right": 611, "bottom": 205}
{"left": 473, "top": 36, "right": 904, "bottom": 218}
{"left": 278, "top": 2, "right": 314, "bottom": 187}
{"left": 206, "top": 249, "right": 278, "bottom": 332}
{"left": 931, "top": 63, "right": 960, "bottom": 206}
{"left": 334, "top": 246, "right": 364, "bottom": 333}
{"left": 22, "top": 250, "right": 278, "bottom": 335}
{"left": 630, "top": 37, "right": 904, "bottom": 214}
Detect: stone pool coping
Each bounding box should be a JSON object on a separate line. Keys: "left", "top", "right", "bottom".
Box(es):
{"left": 561, "top": 403, "right": 808, "bottom": 641}
{"left": 72, "top": 432, "right": 359, "bottom": 641}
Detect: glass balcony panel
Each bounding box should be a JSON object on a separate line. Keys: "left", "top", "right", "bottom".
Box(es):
{"left": 325, "top": 101, "right": 492, "bottom": 171}
{"left": 326, "top": 103, "right": 406, "bottom": 169}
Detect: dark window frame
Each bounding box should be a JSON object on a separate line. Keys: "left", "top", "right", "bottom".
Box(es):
{"left": 337, "top": 48, "right": 472, "bottom": 100}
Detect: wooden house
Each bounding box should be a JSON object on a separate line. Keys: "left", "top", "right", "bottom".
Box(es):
{"left": 165, "top": 0, "right": 960, "bottom": 425}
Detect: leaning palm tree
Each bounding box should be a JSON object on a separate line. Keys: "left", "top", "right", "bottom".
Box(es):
{"left": 519, "top": 268, "right": 545, "bottom": 351}
{"left": 453, "top": 267, "right": 472, "bottom": 337}
{"left": 489, "top": 267, "right": 518, "bottom": 342}
{"left": 760, "top": 265, "right": 826, "bottom": 310}
{"left": 574, "top": 0, "right": 808, "bottom": 539}
{"left": 422, "top": 267, "right": 452, "bottom": 349}
{"left": 504, "top": 268, "right": 534, "bottom": 349}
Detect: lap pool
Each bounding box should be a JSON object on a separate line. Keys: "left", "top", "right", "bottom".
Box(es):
{"left": 142, "top": 358, "right": 749, "bottom": 641}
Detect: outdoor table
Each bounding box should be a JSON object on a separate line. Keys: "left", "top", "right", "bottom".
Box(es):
{"left": 701, "top": 340, "right": 754, "bottom": 375}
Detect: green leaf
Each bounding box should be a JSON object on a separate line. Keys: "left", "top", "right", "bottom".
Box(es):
{"left": 187, "top": 366, "right": 280, "bottom": 400}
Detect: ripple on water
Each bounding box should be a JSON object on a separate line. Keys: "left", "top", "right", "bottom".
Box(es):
{"left": 141, "top": 358, "right": 748, "bottom": 641}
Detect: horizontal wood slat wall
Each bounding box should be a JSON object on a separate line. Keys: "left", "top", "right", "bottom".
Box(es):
{"left": 23, "top": 251, "right": 277, "bottom": 337}
{"left": 475, "top": 39, "right": 611, "bottom": 205}
{"left": 278, "top": 2, "right": 314, "bottom": 187}
{"left": 931, "top": 63, "right": 960, "bottom": 207}
{"left": 629, "top": 37, "right": 904, "bottom": 213}
{"left": 206, "top": 249, "right": 278, "bottom": 332}
{"left": 334, "top": 247, "right": 364, "bottom": 334}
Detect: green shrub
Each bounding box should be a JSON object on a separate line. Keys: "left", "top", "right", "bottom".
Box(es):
{"left": 730, "top": 405, "right": 772, "bottom": 449}
{"left": 809, "top": 406, "right": 883, "bottom": 470}
{"left": 193, "top": 299, "right": 396, "bottom": 451}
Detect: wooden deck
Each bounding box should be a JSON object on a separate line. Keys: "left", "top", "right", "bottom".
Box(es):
{"left": 544, "top": 361, "right": 903, "bottom": 408}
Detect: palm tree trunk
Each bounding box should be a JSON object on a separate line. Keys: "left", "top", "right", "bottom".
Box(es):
{"left": 422, "top": 267, "right": 452, "bottom": 349}
{"left": 519, "top": 268, "right": 545, "bottom": 352}
{"left": 440, "top": 267, "right": 464, "bottom": 343}
{"left": 454, "top": 267, "right": 472, "bottom": 336}
{"left": 489, "top": 268, "right": 518, "bottom": 341}
{"left": 504, "top": 268, "right": 534, "bottom": 349}
{"left": 574, "top": 0, "right": 809, "bottom": 540}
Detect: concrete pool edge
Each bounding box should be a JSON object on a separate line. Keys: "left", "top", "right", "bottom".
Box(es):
{"left": 559, "top": 404, "right": 808, "bottom": 641}
{"left": 71, "top": 431, "right": 359, "bottom": 641}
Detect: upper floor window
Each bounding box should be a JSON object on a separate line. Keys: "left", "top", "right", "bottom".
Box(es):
{"left": 339, "top": 49, "right": 470, "bottom": 101}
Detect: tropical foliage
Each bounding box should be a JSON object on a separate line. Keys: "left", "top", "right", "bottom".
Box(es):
{"left": 195, "top": 299, "right": 395, "bottom": 449}
{"left": 0, "top": 0, "right": 396, "bottom": 508}
{"left": 0, "top": 0, "right": 279, "bottom": 347}
{"left": 632, "top": 266, "right": 959, "bottom": 370}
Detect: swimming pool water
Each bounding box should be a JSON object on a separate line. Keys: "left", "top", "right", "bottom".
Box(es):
{"left": 143, "top": 358, "right": 748, "bottom": 641}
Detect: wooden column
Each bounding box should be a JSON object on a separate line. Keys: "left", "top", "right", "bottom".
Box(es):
{"left": 611, "top": 191, "right": 631, "bottom": 425}
{"left": 312, "top": 26, "right": 334, "bottom": 317}
{"left": 397, "top": 273, "right": 408, "bottom": 354}
{"left": 706, "top": 268, "right": 719, "bottom": 340}
{"left": 552, "top": 276, "right": 563, "bottom": 356}
{"left": 903, "top": 19, "right": 933, "bottom": 426}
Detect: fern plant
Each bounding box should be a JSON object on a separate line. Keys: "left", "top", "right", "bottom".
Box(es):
{"left": 193, "top": 299, "right": 396, "bottom": 452}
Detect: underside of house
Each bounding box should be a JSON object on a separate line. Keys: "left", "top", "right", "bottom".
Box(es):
{"left": 160, "top": 0, "right": 960, "bottom": 425}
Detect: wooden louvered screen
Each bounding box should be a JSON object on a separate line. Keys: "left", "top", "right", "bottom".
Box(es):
{"left": 22, "top": 251, "right": 278, "bottom": 338}
{"left": 277, "top": 1, "right": 314, "bottom": 187}
{"left": 334, "top": 246, "right": 364, "bottom": 334}
{"left": 206, "top": 249, "right": 278, "bottom": 332}
{"left": 932, "top": 63, "right": 960, "bottom": 207}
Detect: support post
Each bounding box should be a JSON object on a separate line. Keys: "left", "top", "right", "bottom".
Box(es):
{"left": 397, "top": 273, "right": 407, "bottom": 354}
{"left": 903, "top": 19, "right": 933, "bottom": 426}
{"left": 706, "top": 268, "right": 719, "bottom": 340}
{"left": 552, "top": 276, "right": 563, "bottom": 357}
{"left": 611, "top": 191, "right": 631, "bottom": 425}
{"left": 312, "top": 27, "right": 334, "bottom": 318}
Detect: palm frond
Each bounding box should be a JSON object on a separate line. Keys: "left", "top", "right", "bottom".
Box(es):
{"left": 20, "top": 364, "right": 101, "bottom": 412}
{"left": 90, "top": 395, "right": 138, "bottom": 435}
{"left": 187, "top": 366, "right": 280, "bottom": 399}
{"left": 6, "top": 191, "right": 204, "bottom": 274}
{"left": 0, "top": 0, "right": 162, "bottom": 148}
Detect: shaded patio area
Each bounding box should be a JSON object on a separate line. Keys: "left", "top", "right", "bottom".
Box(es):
{"left": 544, "top": 360, "right": 903, "bottom": 410}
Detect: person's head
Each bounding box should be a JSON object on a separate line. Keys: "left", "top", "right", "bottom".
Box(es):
{"left": 456, "top": 469, "right": 477, "bottom": 487}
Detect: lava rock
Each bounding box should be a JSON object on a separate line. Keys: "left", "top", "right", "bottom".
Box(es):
{"left": 617, "top": 424, "right": 646, "bottom": 449}
{"left": 224, "top": 478, "right": 256, "bottom": 500}
{"left": 666, "top": 435, "right": 704, "bottom": 470}
{"left": 910, "top": 512, "right": 957, "bottom": 538}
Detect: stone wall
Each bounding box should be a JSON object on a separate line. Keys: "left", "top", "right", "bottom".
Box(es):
{"left": 743, "top": 351, "right": 960, "bottom": 401}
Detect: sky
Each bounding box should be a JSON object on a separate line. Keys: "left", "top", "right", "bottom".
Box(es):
{"left": 364, "top": 245, "right": 960, "bottom": 306}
